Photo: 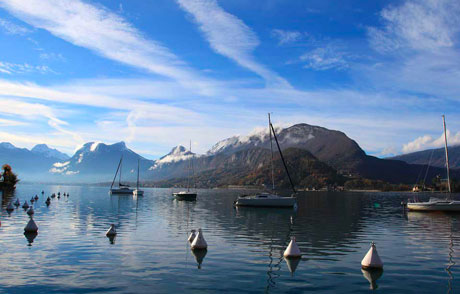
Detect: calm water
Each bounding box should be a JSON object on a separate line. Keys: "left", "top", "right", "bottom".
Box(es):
{"left": 0, "top": 185, "right": 459, "bottom": 293}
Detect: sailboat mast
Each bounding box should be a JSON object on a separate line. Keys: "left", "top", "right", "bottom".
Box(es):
{"left": 137, "top": 159, "right": 140, "bottom": 190}
{"left": 269, "top": 113, "right": 275, "bottom": 191}
{"left": 111, "top": 157, "right": 122, "bottom": 189}
{"left": 443, "top": 115, "right": 451, "bottom": 193}
{"left": 187, "top": 140, "right": 191, "bottom": 192}
{"left": 119, "top": 156, "right": 123, "bottom": 187}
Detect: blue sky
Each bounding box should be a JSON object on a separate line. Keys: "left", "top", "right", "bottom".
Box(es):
{"left": 0, "top": 0, "right": 459, "bottom": 159}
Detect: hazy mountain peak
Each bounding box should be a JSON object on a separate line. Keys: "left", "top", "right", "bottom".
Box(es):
{"left": 31, "top": 144, "right": 69, "bottom": 161}
{"left": 0, "top": 142, "right": 16, "bottom": 149}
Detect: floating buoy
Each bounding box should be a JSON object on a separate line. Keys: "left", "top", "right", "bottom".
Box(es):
{"left": 34, "top": 195, "right": 39, "bottom": 200}
{"left": 188, "top": 229, "right": 197, "bottom": 243}
{"left": 22, "top": 200, "right": 29, "bottom": 209}
{"left": 191, "top": 228, "right": 207, "bottom": 250}
{"left": 45, "top": 197, "right": 51, "bottom": 206}
{"left": 57, "top": 194, "right": 60, "bottom": 199}
{"left": 14, "top": 199, "right": 20, "bottom": 206}
{"left": 24, "top": 218, "right": 38, "bottom": 233}
{"left": 283, "top": 236, "right": 301, "bottom": 258}
{"left": 41, "top": 190, "right": 44, "bottom": 194}
{"left": 106, "top": 224, "right": 117, "bottom": 237}
{"left": 361, "top": 242, "right": 383, "bottom": 270}
{"left": 58, "top": 192, "right": 60, "bottom": 196}
{"left": 27, "top": 206, "right": 35, "bottom": 216}
{"left": 6, "top": 202, "right": 15, "bottom": 212}
{"left": 30, "top": 197, "right": 34, "bottom": 203}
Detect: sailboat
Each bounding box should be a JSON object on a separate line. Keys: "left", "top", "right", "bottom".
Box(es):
{"left": 109, "top": 156, "right": 134, "bottom": 195}
{"left": 173, "top": 141, "right": 197, "bottom": 201}
{"left": 407, "top": 115, "right": 460, "bottom": 211}
{"left": 133, "top": 159, "right": 144, "bottom": 196}
{"left": 234, "top": 113, "right": 297, "bottom": 207}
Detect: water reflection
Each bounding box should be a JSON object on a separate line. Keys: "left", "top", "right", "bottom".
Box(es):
{"left": 191, "top": 249, "right": 207, "bottom": 269}
{"left": 361, "top": 268, "right": 383, "bottom": 290}
{"left": 284, "top": 257, "right": 300, "bottom": 275}
{"left": 23, "top": 232, "right": 38, "bottom": 246}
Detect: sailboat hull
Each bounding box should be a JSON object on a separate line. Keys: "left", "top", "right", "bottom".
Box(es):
{"left": 173, "top": 192, "right": 197, "bottom": 201}
{"left": 407, "top": 201, "right": 460, "bottom": 212}
{"left": 110, "top": 188, "right": 134, "bottom": 195}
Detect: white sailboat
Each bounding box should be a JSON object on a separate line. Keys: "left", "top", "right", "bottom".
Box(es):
{"left": 173, "top": 141, "right": 197, "bottom": 201}
{"left": 407, "top": 115, "right": 460, "bottom": 211}
{"left": 133, "top": 159, "right": 144, "bottom": 196}
{"left": 234, "top": 113, "right": 297, "bottom": 208}
{"left": 109, "top": 156, "right": 134, "bottom": 195}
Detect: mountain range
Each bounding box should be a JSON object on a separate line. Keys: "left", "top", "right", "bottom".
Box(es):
{"left": 389, "top": 145, "right": 460, "bottom": 169}
{"left": 1, "top": 123, "right": 459, "bottom": 186}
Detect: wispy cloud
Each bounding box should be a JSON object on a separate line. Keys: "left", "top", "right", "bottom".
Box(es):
{"left": 271, "top": 29, "right": 303, "bottom": 45}
{"left": 0, "top": 61, "right": 54, "bottom": 74}
{"left": 177, "top": 0, "right": 290, "bottom": 87}
{"left": 0, "top": 0, "right": 217, "bottom": 95}
{"left": 0, "top": 17, "right": 30, "bottom": 35}
{"left": 368, "top": 0, "right": 460, "bottom": 53}
{"left": 299, "top": 46, "right": 350, "bottom": 71}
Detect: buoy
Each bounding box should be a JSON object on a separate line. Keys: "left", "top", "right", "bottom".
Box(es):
{"left": 30, "top": 197, "right": 34, "bottom": 203}
{"left": 45, "top": 197, "right": 51, "bottom": 205}
{"left": 41, "top": 190, "right": 44, "bottom": 194}
{"left": 106, "top": 224, "right": 117, "bottom": 237}
{"left": 283, "top": 236, "right": 302, "bottom": 258}
{"left": 51, "top": 193, "right": 56, "bottom": 198}
{"left": 22, "top": 200, "right": 29, "bottom": 209}
{"left": 191, "top": 228, "right": 207, "bottom": 250}
{"left": 27, "top": 206, "right": 35, "bottom": 216}
{"left": 57, "top": 194, "right": 60, "bottom": 199}
{"left": 34, "top": 195, "right": 39, "bottom": 200}
{"left": 361, "top": 242, "right": 383, "bottom": 270}
{"left": 58, "top": 192, "right": 60, "bottom": 196}
{"left": 6, "top": 202, "right": 15, "bottom": 212}
{"left": 24, "top": 218, "right": 38, "bottom": 233}
{"left": 14, "top": 199, "right": 20, "bottom": 206}
{"left": 188, "top": 229, "right": 197, "bottom": 243}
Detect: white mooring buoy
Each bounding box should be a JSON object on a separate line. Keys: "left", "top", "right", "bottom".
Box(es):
{"left": 27, "top": 206, "right": 35, "bottom": 216}
{"left": 361, "top": 242, "right": 383, "bottom": 270}
{"left": 24, "top": 218, "right": 38, "bottom": 233}
{"left": 6, "top": 202, "right": 15, "bottom": 212}
{"left": 283, "top": 236, "right": 302, "bottom": 258}
{"left": 188, "top": 229, "right": 197, "bottom": 243}
{"left": 106, "top": 224, "right": 117, "bottom": 237}
{"left": 191, "top": 228, "right": 207, "bottom": 250}
{"left": 22, "top": 200, "right": 29, "bottom": 209}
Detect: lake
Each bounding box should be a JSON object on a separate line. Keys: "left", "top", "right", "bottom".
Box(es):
{"left": 0, "top": 184, "right": 459, "bottom": 293}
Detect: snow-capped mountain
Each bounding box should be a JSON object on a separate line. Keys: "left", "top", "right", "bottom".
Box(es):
{"left": 31, "top": 144, "right": 69, "bottom": 161}
{"left": 150, "top": 145, "right": 197, "bottom": 168}
{"left": 50, "top": 141, "right": 154, "bottom": 182}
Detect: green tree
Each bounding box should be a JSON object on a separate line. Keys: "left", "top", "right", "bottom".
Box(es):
{"left": 1, "top": 164, "right": 19, "bottom": 187}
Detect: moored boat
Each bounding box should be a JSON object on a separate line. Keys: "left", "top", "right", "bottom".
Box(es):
{"left": 173, "top": 141, "right": 197, "bottom": 201}
{"left": 110, "top": 156, "right": 134, "bottom": 195}
{"left": 234, "top": 113, "right": 297, "bottom": 208}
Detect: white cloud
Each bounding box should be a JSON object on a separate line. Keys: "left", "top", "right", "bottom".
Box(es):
{"left": 271, "top": 29, "right": 303, "bottom": 45}
{"left": 0, "top": 0, "right": 216, "bottom": 95}
{"left": 0, "top": 61, "right": 54, "bottom": 74}
{"left": 0, "top": 17, "right": 30, "bottom": 35}
{"left": 300, "top": 46, "right": 350, "bottom": 71}
{"left": 177, "top": 0, "right": 290, "bottom": 87}
{"left": 0, "top": 118, "right": 27, "bottom": 126}
{"left": 402, "top": 130, "right": 460, "bottom": 153}
{"left": 368, "top": 0, "right": 460, "bottom": 53}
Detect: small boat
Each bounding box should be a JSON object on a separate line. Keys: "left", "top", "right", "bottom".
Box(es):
{"left": 133, "top": 159, "right": 144, "bottom": 196}
{"left": 235, "top": 113, "right": 297, "bottom": 208}
{"left": 110, "top": 156, "right": 134, "bottom": 195}
{"left": 173, "top": 141, "right": 197, "bottom": 201}
{"left": 407, "top": 115, "right": 460, "bottom": 212}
